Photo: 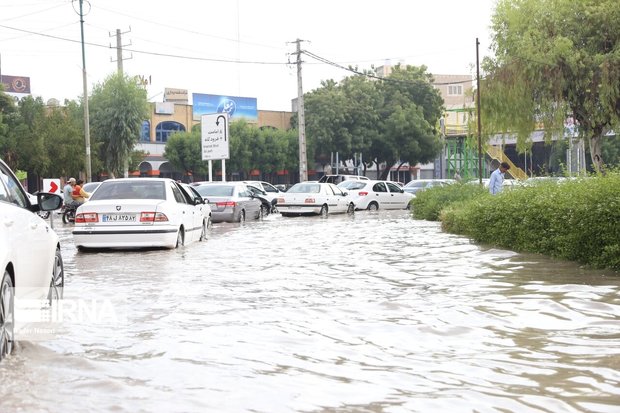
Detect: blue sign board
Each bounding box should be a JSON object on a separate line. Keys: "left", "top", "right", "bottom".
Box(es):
{"left": 192, "top": 93, "right": 258, "bottom": 122}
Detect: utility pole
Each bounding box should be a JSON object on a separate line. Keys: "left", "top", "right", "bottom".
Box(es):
{"left": 79, "top": 0, "right": 92, "bottom": 182}
{"left": 292, "top": 39, "right": 308, "bottom": 182}
{"left": 476, "top": 38, "right": 483, "bottom": 185}
{"left": 110, "top": 28, "right": 132, "bottom": 75}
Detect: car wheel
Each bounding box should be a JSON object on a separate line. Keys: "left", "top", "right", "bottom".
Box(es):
{"left": 48, "top": 248, "right": 64, "bottom": 305}
{"left": 320, "top": 205, "right": 328, "bottom": 217}
{"left": 238, "top": 210, "right": 246, "bottom": 223}
{"left": 347, "top": 203, "right": 355, "bottom": 214}
{"left": 0, "top": 270, "right": 15, "bottom": 361}
{"left": 367, "top": 202, "right": 379, "bottom": 211}
{"left": 175, "top": 227, "right": 184, "bottom": 248}
{"left": 199, "top": 219, "right": 208, "bottom": 242}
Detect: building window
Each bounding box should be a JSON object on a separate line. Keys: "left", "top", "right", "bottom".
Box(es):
{"left": 140, "top": 120, "right": 150, "bottom": 142}
{"left": 155, "top": 121, "right": 186, "bottom": 143}
{"left": 448, "top": 85, "right": 463, "bottom": 96}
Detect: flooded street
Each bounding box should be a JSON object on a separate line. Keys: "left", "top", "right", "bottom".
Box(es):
{"left": 1, "top": 210, "right": 619, "bottom": 412}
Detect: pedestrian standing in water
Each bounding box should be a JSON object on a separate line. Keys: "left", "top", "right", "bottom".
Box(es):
{"left": 489, "top": 162, "right": 510, "bottom": 195}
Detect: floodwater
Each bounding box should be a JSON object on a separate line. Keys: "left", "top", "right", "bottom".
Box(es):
{"left": 1, "top": 210, "right": 619, "bottom": 413}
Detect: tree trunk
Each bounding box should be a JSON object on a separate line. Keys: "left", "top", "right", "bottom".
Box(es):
{"left": 589, "top": 134, "right": 604, "bottom": 174}
{"left": 379, "top": 160, "right": 395, "bottom": 180}
{"left": 123, "top": 158, "right": 129, "bottom": 178}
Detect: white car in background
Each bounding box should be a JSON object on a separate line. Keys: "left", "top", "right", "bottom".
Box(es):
{"left": 0, "top": 158, "right": 65, "bottom": 361}
{"left": 403, "top": 179, "right": 455, "bottom": 196}
{"left": 73, "top": 178, "right": 209, "bottom": 250}
{"left": 277, "top": 182, "right": 355, "bottom": 217}
{"left": 338, "top": 180, "right": 413, "bottom": 211}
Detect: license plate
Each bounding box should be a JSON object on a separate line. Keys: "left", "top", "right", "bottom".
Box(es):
{"left": 102, "top": 213, "right": 136, "bottom": 222}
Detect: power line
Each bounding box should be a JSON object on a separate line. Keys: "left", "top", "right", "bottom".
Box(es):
{"left": 0, "top": 22, "right": 289, "bottom": 65}
{"left": 304, "top": 50, "right": 477, "bottom": 86}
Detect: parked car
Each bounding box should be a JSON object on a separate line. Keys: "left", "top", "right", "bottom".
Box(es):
{"left": 338, "top": 180, "right": 413, "bottom": 210}
{"left": 81, "top": 181, "right": 102, "bottom": 195}
{"left": 191, "top": 182, "right": 262, "bottom": 223}
{"left": 179, "top": 183, "right": 212, "bottom": 231}
{"left": 318, "top": 175, "right": 369, "bottom": 184}
{"left": 403, "top": 179, "right": 455, "bottom": 196}
{"left": 245, "top": 184, "right": 277, "bottom": 215}
{"left": 73, "top": 178, "right": 209, "bottom": 250}
{"left": 0, "top": 158, "right": 64, "bottom": 361}
{"left": 243, "top": 180, "right": 281, "bottom": 212}
{"left": 277, "top": 182, "right": 355, "bottom": 217}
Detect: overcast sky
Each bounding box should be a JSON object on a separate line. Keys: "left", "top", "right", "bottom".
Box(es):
{"left": 0, "top": 0, "right": 497, "bottom": 112}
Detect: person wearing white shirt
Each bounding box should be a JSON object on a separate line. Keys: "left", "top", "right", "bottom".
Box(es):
{"left": 489, "top": 162, "right": 510, "bottom": 195}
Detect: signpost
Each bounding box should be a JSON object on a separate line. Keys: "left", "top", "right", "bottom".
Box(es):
{"left": 201, "top": 114, "right": 230, "bottom": 181}
{"left": 42, "top": 178, "right": 61, "bottom": 195}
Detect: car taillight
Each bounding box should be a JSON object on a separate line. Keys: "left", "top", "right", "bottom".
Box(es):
{"left": 140, "top": 212, "right": 169, "bottom": 222}
{"left": 216, "top": 201, "right": 236, "bottom": 207}
{"left": 75, "top": 213, "right": 98, "bottom": 223}
{"left": 304, "top": 198, "right": 315, "bottom": 203}
{"left": 359, "top": 191, "right": 368, "bottom": 196}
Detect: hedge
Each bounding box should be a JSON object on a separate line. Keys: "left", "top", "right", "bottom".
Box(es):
{"left": 412, "top": 175, "right": 620, "bottom": 271}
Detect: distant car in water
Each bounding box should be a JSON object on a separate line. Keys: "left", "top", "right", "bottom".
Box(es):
{"left": 338, "top": 180, "right": 413, "bottom": 211}
{"left": 73, "top": 178, "right": 209, "bottom": 250}
{"left": 403, "top": 179, "right": 455, "bottom": 196}
{"left": 318, "top": 175, "right": 369, "bottom": 185}
{"left": 191, "top": 182, "right": 262, "bottom": 223}
{"left": 277, "top": 182, "right": 355, "bottom": 217}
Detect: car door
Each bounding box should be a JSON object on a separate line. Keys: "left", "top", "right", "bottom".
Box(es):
{"left": 371, "top": 182, "right": 390, "bottom": 208}
{"left": 0, "top": 164, "right": 51, "bottom": 299}
{"left": 327, "top": 184, "right": 348, "bottom": 212}
{"left": 169, "top": 182, "right": 197, "bottom": 241}
{"left": 385, "top": 181, "right": 408, "bottom": 209}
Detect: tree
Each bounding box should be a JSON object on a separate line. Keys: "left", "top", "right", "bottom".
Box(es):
{"left": 303, "top": 65, "right": 443, "bottom": 179}
{"left": 89, "top": 73, "right": 149, "bottom": 177}
{"left": 481, "top": 0, "right": 620, "bottom": 172}
{"left": 164, "top": 130, "right": 206, "bottom": 181}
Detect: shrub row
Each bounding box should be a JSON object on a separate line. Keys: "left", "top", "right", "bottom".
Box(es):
{"left": 412, "top": 175, "right": 620, "bottom": 271}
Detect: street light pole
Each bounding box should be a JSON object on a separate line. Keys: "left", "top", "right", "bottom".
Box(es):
{"left": 79, "top": 0, "right": 92, "bottom": 182}
{"left": 476, "top": 38, "right": 483, "bottom": 185}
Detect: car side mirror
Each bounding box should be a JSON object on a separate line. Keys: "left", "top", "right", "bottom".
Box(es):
{"left": 38, "top": 193, "right": 63, "bottom": 211}
{"left": 342, "top": 191, "right": 348, "bottom": 196}
{"left": 194, "top": 197, "right": 204, "bottom": 205}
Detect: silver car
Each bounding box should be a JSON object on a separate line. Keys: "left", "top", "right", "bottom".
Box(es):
{"left": 192, "top": 182, "right": 262, "bottom": 223}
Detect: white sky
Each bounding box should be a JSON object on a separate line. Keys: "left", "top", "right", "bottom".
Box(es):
{"left": 0, "top": 0, "right": 497, "bottom": 112}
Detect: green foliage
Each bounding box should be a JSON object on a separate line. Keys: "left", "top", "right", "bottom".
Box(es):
{"left": 164, "top": 130, "right": 206, "bottom": 176}
{"left": 411, "top": 183, "right": 488, "bottom": 221}
{"left": 441, "top": 174, "right": 620, "bottom": 270}
{"left": 303, "top": 65, "right": 444, "bottom": 176}
{"left": 482, "top": 0, "right": 620, "bottom": 169}
{"left": 89, "top": 72, "right": 149, "bottom": 176}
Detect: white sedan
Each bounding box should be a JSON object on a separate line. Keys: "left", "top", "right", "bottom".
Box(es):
{"left": 277, "top": 182, "right": 355, "bottom": 217}
{"left": 1, "top": 159, "right": 65, "bottom": 361}
{"left": 338, "top": 180, "right": 414, "bottom": 211}
{"left": 73, "top": 178, "right": 209, "bottom": 250}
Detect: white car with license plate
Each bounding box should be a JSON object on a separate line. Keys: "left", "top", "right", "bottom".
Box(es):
{"left": 277, "top": 182, "right": 355, "bottom": 217}
{"left": 73, "top": 178, "right": 209, "bottom": 250}
{"left": 338, "top": 180, "right": 413, "bottom": 210}
{"left": 1, "top": 158, "right": 65, "bottom": 361}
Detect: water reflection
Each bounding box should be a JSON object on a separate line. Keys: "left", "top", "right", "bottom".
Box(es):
{"left": 1, "top": 211, "right": 618, "bottom": 413}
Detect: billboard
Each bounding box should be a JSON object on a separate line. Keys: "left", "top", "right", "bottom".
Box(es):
{"left": 0, "top": 75, "right": 31, "bottom": 94}
{"left": 192, "top": 93, "right": 257, "bottom": 122}
{"left": 164, "top": 88, "right": 188, "bottom": 104}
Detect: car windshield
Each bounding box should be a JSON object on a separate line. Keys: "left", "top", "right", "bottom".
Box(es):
{"left": 338, "top": 181, "right": 367, "bottom": 190}
{"left": 90, "top": 181, "right": 166, "bottom": 200}
{"left": 194, "top": 185, "right": 234, "bottom": 197}
{"left": 288, "top": 183, "right": 321, "bottom": 193}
